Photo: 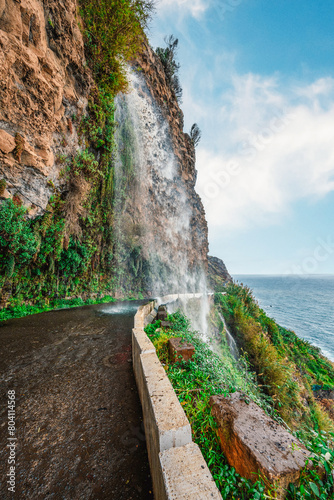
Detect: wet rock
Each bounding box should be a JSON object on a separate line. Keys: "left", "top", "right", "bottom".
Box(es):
{"left": 157, "top": 305, "right": 168, "bottom": 321}
{"left": 169, "top": 337, "right": 195, "bottom": 363}
{"left": 209, "top": 392, "right": 312, "bottom": 499}
{"left": 134, "top": 42, "right": 209, "bottom": 276}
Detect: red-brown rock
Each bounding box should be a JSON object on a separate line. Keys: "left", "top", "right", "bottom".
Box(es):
{"left": 169, "top": 337, "right": 195, "bottom": 363}
{"left": 157, "top": 305, "right": 168, "bottom": 321}
{"left": 210, "top": 392, "right": 312, "bottom": 499}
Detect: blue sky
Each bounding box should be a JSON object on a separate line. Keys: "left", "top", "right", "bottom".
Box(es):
{"left": 148, "top": 0, "right": 334, "bottom": 275}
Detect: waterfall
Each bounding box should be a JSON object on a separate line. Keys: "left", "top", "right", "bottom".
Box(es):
{"left": 218, "top": 312, "right": 239, "bottom": 360}
{"left": 166, "top": 292, "right": 210, "bottom": 340}
{"left": 114, "top": 66, "right": 207, "bottom": 297}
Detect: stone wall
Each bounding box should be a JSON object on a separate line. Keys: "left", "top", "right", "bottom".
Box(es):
{"left": 132, "top": 298, "right": 222, "bottom": 500}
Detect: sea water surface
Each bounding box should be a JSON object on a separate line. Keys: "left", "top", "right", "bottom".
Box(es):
{"left": 234, "top": 275, "right": 334, "bottom": 362}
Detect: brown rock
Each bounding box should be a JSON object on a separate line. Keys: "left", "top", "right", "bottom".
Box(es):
{"left": 210, "top": 392, "right": 312, "bottom": 498}
{"left": 0, "top": 0, "right": 92, "bottom": 213}
{"left": 0, "top": 188, "right": 11, "bottom": 199}
{"left": 207, "top": 255, "right": 232, "bottom": 292}
{"left": 157, "top": 305, "right": 168, "bottom": 321}
{"left": 169, "top": 337, "right": 195, "bottom": 363}
{"left": 0, "top": 129, "right": 15, "bottom": 153}
{"left": 160, "top": 321, "right": 172, "bottom": 329}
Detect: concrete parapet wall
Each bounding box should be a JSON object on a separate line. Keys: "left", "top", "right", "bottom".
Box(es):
{"left": 160, "top": 443, "right": 221, "bottom": 500}
{"left": 133, "top": 301, "right": 222, "bottom": 500}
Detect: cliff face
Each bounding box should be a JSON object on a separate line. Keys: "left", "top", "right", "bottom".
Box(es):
{"left": 0, "top": 0, "right": 226, "bottom": 309}
{"left": 207, "top": 256, "right": 232, "bottom": 292}
{"left": 135, "top": 43, "right": 209, "bottom": 270}
{"left": 0, "top": 0, "right": 91, "bottom": 213}
{"left": 112, "top": 43, "right": 209, "bottom": 295}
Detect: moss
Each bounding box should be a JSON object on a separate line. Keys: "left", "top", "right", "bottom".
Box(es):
{"left": 0, "top": 179, "right": 6, "bottom": 196}
{"left": 13, "top": 133, "right": 25, "bottom": 162}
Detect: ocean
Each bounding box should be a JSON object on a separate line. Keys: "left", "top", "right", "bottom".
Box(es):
{"left": 234, "top": 275, "right": 334, "bottom": 362}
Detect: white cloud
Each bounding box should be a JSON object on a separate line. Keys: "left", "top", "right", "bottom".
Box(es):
{"left": 156, "top": 0, "right": 208, "bottom": 18}
{"left": 195, "top": 74, "right": 334, "bottom": 231}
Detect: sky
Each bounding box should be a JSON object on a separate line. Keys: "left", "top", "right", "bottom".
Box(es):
{"left": 148, "top": 0, "right": 334, "bottom": 275}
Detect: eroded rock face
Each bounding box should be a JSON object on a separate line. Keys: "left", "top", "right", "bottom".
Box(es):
{"left": 0, "top": 0, "right": 91, "bottom": 214}
{"left": 135, "top": 42, "right": 209, "bottom": 271}
{"left": 210, "top": 392, "right": 312, "bottom": 499}
{"left": 207, "top": 255, "right": 232, "bottom": 291}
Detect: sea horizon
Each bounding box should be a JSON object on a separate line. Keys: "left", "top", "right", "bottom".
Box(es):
{"left": 231, "top": 274, "right": 334, "bottom": 362}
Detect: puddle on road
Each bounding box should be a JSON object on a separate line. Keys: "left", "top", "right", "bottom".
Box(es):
{"left": 98, "top": 302, "right": 146, "bottom": 315}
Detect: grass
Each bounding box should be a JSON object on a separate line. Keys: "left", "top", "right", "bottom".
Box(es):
{"left": 215, "top": 284, "right": 334, "bottom": 433}
{"left": 145, "top": 307, "right": 334, "bottom": 499}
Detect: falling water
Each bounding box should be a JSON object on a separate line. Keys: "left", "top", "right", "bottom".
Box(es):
{"left": 165, "top": 292, "right": 211, "bottom": 340}
{"left": 114, "top": 66, "right": 208, "bottom": 297}
{"left": 218, "top": 312, "right": 239, "bottom": 360}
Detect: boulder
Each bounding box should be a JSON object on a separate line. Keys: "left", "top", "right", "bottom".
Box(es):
{"left": 169, "top": 337, "right": 195, "bottom": 363}
{"left": 0, "top": 129, "right": 15, "bottom": 154}
{"left": 210, "top": 392, "right": 312, "bottom": 499}
{"left": 157, "top": 305, "right": 168, "bottom": 321}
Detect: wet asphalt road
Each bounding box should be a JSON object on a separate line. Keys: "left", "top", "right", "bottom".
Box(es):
{"left": 0, "top": 301, "right": 153, "bottom": 499}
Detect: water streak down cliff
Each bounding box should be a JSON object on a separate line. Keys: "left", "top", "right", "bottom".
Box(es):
{"left": 114, "top": 63, "right": 208, "bottom": 295}
{"left": 0, "top": 1, "right": 228, "bottom": 308}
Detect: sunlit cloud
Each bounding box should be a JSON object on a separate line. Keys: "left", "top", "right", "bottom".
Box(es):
{"left": 194, "top": 74, "right": 334, "bottom": 231}
{"left": 156, "top": 0, "right": 208, "bottom": 18}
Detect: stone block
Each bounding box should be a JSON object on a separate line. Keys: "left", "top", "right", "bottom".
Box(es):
{"left": 140, "top": 351, "right": 192, "bottom": 499}
{"left": 157, "top": 305, "right": 168, "bottom": 321}
{"left": 132, "top": 328, "right": 156, "bottom": 403}
{"left": 134, "top": 301, "right": 156, "bottom": 328}
{"left": 210, "top": 392, "right": 312, "bottom": 498}
{"left": 0, "top": 129, "right": 15, "bottom": 154}
{"left": 140, "top": 351, "right": 192, "bottom": 452}
{"left": 159, "top": 442, "right": 222, "bottom": 499}
{"left": 169, "top": 337, "right": 195, "bottom": 363}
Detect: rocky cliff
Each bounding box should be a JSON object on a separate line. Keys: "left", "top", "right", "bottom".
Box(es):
{"left": 0, "top": 0, "right": 227, "bottom": 313}
{"left": 135, "top": 43, "right": 209, "bottom": 270}
{"left": 112, "top": 43, "right": 209, "bottom": 295}
{"left": 0, "top": 0, "right": 91, "bottom": 213}
{"left": 207, "top": 256, "right": 232, "bottom": 291}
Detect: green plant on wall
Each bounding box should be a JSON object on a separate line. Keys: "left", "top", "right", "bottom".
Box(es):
{"left": 78, "top": 0, "right": 154, "bottom": 95}
{"left": 0, "top": 0, "right": 157, "bottom": 319}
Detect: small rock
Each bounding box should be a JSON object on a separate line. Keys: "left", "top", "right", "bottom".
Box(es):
{"left": 168, "top": 337, "right": 195, "bottom": 363}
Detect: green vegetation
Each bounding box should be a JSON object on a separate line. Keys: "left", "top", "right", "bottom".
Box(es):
{"left": 145, "top": 306, "right": 334, "bottom": 499}
{"left": 79, "top": 0, "right": 154, "bottom": 96}
{"left": 215, "top": 283, "right": 334, "bottom": 432}
{"left": 156, "top": 35, "right": 183, "bottom": 101}
{"left": 189, "top": 123, "right": 201, "bottom": 146}
{"left": 0, "top": 0, "right": 155, "bottom": 318}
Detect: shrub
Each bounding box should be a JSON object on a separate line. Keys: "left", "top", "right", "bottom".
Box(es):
{"left": 79, "top": 0, "right": 154, "bottom": 95}
{"left": 156, "top": 35, "right": 183, "bottom": 101}
{"left": 190, "top": 123, "right": 201, "bottom": 146}
{"left": 215, "top": 285, "right": 334, "bottom": 432}
{"left": 0, "top": 199, "right": 37, "bottom": 267}
{"left": 146, "top": 310, "right": 334, "bottom": 499}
